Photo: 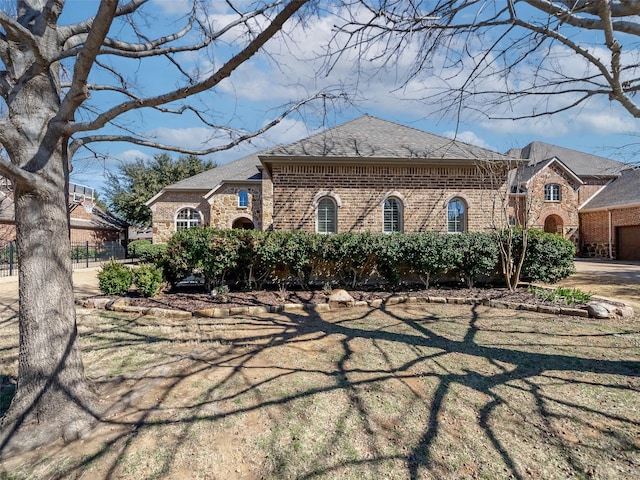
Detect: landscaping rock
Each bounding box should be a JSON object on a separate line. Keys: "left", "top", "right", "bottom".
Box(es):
{"left": 537, "top": 305, "right": 561, "bottom": 315}
{"left": 328, "top": 289, "right": 355, "bottom": 307}
{"left": 586, "top": 302, "right": 611, "bottom": 319}
{"left": 616, "top": 306, "right": 635, "bottom": 318}
{"left": 427, "top": 296, "right": 446, "bottom": 303}
{"left": 81, "top": 297, "right": 114, "bottom": 309}
{"left": 306, "top": 303, "right": 330, "bottom": 312}
{"left": 146, "top": 307, "right": 192, "bottom": 319}
{"left": 560, "top": 307, "right": 590, "bottom": 318}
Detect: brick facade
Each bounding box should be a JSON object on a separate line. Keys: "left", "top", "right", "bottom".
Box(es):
{"left": 580, "top": 206, "right": 640, "bottom": 258}
{"left": 149, "top": 190, "right": 211, "bottom": 243}
{"left": 70, "top": 227, "right": 121, "bottom": 244}
{"left": 270, "top": 164, "right": 507, "bottom": 233}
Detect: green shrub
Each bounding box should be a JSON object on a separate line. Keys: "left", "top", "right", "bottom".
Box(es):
{"left": 98, "top": 259, "right": 133, "bottom": 295}
{"left": 375, "top": 233, "right": 407, "bottom": 287}
{"left": 159, "top": 228, "right": 574, "bottom": 290}
{"left": 321, "top": 232, "right": 378, "bottom": 288}
{"left": 163, "top": 228, "right": 217, "bottom": 285}
{"left": 128, "top": 239, "right": 167, "bottom": 262}
{"left": 134, "top": 264, "right": 164, "bottom": 297}
{"left": 403, "top": 232, "right": 457, "bottom": 288}
{"left": 450, "top": 232, "right": 499, "bottom": 287}
{"left": 529, "top": 286, "right": 590, "bottom": 304}
{"left": 202, "top": 231, "right": 241, "bottom": 288}
{"left": 522, "top": 229, "right": 576, "bottom": 283}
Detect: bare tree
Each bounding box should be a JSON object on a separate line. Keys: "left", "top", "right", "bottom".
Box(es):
{"left": 479, "top": 160, "right": 534, "bottom": 291}
{"left": 0, "top": 0, "right": 325, "bottom": 454}
{"left": 333, "top": 0, "right": 640, "bottom": 120}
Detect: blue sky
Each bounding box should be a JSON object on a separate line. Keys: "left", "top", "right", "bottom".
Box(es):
{"left": 61, "top": 1, "right": 640, "bottom": 193}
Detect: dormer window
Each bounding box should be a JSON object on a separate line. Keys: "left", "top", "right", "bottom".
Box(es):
{"left": 544, "top": 184, "right": 561, "bottom": 202}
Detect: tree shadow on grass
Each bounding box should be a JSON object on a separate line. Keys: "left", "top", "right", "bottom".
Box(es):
{"left": 1, "top": 303, "right": 639, "bottom": 479}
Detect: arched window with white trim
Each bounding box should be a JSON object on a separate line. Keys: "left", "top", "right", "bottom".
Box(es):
{"left": 176, "top": 208, "right": 201, "bottom": 231}
{"left": 447, "top": 198, "right": 467, "bottom": 233}
{"left": 317, "top": 197, "right": 337, "bottom": 234}
{"left": 383, "top": 197, "right": 403, "bottom": 233}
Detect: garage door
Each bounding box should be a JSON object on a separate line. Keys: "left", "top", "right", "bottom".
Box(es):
{"left": 617, "top": 226, "right": 640, "bottom": 260}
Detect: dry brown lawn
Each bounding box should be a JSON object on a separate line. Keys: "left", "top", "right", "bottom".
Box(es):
{"left": 1, "top": 304, "right": 639, "bottom": 479}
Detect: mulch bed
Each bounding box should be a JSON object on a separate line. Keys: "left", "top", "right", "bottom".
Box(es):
{"left": 123, "top": 285, "right": 594, "bottom": 313}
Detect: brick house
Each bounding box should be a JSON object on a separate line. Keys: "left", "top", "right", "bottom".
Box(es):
{"left": 147, "top": 115, "right": 640, "bottom": 260}
{"left": 0, "top": 179, "right": 127, "bottom": 245}
{"left": 507, "top": 142, "right": 638, "bottom": 259}
{"left": 579, "top": 168, "right": 640, "bottom": 260}
{"left": 147, "top": 115, "right": 522, "bottom": 241}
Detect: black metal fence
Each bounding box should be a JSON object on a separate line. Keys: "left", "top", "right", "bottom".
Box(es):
{"left": 0, "top": 241, "right": 127, "bottom": 278}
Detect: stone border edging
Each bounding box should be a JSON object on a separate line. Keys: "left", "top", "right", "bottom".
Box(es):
{"left": 77, "top": 294, "right": 634, "bottom": 320}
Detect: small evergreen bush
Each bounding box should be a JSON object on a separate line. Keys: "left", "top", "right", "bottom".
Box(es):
{"left": 98, "top": 259, "right": 133, "bottom": 295}
{"left": 134, "top": 264, "right": 163, "bottom": 297}
{"left": 128, "top": 239, "right": 167, "bottom": 262}
{"left": 522, "top": 229, "right": 576, "bottom": 283}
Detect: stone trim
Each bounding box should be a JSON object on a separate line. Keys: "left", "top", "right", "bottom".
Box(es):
{"left": 312, "top": 191, "right": 342, "bottom": 208}
{"left": 79, "top": 294, "right": 630, "bottom": 320}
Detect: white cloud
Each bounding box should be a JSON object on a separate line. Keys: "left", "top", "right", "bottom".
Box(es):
{"left": 117, "top": 149, "right": 154, "bottom": 164}
{"left": 151, "top": 0, "right": 192, "bottom": 15}
{"left": 443, "top": 130, "right": 496, "bottom": 151}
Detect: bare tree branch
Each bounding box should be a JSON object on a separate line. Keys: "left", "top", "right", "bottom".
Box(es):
{"left": 68, "top": 92, "right": 335, "bottom": 157}
{"left": 56, "top": 0, "right": 119, "bottom": 123}
{"left": 0, "top": 9, "right": 46, "bottom": 65}
{"left": 58, "top": 1, "right": 278, "bottom": 62}
{"left": 333, "top": 0, "right": 640, "bottom": 120}
{"left": 58, "top": 0, "right": 147, "bottom": 43}
{"left": 0, "top": 155, "right": 39, "bottom": 190}
{"left": 68, "top": 0, "right": 309, "bottom": 135}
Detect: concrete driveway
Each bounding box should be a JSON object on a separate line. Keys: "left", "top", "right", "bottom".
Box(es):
{"left": 0, "top": 267, "right": 101, "bottom": 317}
{"left": 556, "top": 258, "right": 640, "bottom": 310}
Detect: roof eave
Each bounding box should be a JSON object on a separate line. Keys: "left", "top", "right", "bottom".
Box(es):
{"left": 259, "top": 155, "right": 522, "bottom": 174}
{"left": 580, "top": 201, "right": 640, "bottom": 212}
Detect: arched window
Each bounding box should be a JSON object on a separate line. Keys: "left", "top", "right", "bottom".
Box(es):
{"left": 383, "top": 198, "right": 403, "bottom": 233}
{"left": 238, "top": 190, "right": 249, "bottom": 208}
{"left": 544, "top": 184, "right": 561, "bottom": 202}
{"left": 317, "top": 197, "right": 337, "bottom": 234}
{"left": 447, "top": 198, "right": 467, "bottom": 233}
{"left": 176, "top": 208, "right": 201, "bottom": 231}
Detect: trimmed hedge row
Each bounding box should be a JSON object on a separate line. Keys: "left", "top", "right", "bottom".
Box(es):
{"left": 127, "top": 239, "right": 168, "bottom": 263}
{"left": 158, "top": 228, "right": 575, "bottom": 290}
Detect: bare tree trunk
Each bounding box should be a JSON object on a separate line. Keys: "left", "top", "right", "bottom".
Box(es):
{"left": 0, "top": 72, "right": 98, "bottom": 456}
{"left": 1, "top": 173, "right": 99, "bottom": 453}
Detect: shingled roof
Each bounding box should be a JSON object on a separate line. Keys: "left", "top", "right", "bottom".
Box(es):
{"left": 506, "top": 142, "right": 628, "bottom": 177}
{"left": 163, "top": 151, "right": 262, "bottom": 191}
{"left": 581, "top": 167, "right": 640, "bottom": 211}
{"left": 264, "top": 115, "right": 511, "bottom": 161}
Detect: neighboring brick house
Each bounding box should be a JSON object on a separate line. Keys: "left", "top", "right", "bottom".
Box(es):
{"left": 507, "top": 142, "right": 637, "bottom": 259}
{"left": 579, "top": 168, "right": 640, "bottom": 260}
{"left": 148, "top": 115, "right": 639, "bottom": 259}
{"left": 147, "top": 115, "right": 522, "bottom": 242}
{"left": 0, "top": 179, "right": 127, "bottom": 244}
